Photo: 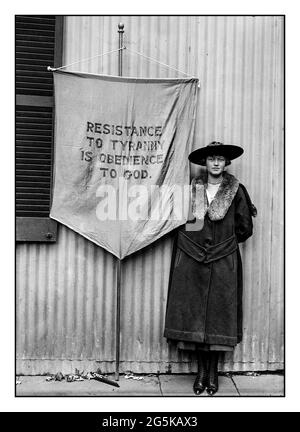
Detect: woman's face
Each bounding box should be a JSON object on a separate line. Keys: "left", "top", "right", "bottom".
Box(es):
{"left": 206, "top": 155, "right": 226, "bottom": 176}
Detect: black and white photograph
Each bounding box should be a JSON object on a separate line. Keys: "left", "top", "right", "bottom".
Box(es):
{"left": 14, "top": 13, "right": 284, "bottom": 405}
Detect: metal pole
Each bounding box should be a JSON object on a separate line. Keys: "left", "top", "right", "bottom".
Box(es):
{"left": 115, "top": 22, "right": 124, "bottom": 381}
{"left": 118, "top": 23, "right": 124, "bottom": 76}
{"left": 115, "top": 258, "right": 122, "bottom": 381}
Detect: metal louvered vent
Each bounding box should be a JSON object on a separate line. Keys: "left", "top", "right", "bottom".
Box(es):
{"left": 16, "top": 106, "right": 52, "bottom": 216}
{"left": 16, "top": 15, "right": 55, "bottom": 96}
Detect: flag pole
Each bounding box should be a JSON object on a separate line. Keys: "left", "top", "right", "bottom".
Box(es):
{"left": 115, "top": 22, "right": 124, "bottom": 382}
{"left": 118, "top": 22, "right": 124, "bottom": 77}
{"left": 115, "top": 257, "right": 122, "bottom": 381}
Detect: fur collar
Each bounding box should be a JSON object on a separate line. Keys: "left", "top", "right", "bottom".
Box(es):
{"left": 191, "top": 171, "right": 239, "bottom": 221}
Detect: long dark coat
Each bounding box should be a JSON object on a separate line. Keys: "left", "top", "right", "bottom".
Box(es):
{"left": 164, "top": 173, "right": 254, "bottom": 347}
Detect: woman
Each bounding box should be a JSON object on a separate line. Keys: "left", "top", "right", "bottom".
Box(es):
{"left": 164, "top": 141, "right": 256, "bottom": 396}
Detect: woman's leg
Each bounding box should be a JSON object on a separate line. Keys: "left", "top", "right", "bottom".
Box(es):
{"left": 206, "top": 351, "right": 219, "bottom": 395}
{"left": 193, "top": 349, "right": 208, "bottom": 395}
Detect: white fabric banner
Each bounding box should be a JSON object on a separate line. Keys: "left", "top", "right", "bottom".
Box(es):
{"left": 50, "top": 70, "right": 199, "bottom": 259}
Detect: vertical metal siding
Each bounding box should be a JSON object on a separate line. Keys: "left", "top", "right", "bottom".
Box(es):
{"left": 16, "top": 227, "right": 117, "bottom": 374}
{"left": 16, "top": 16, "right": 284, "bottom": 374}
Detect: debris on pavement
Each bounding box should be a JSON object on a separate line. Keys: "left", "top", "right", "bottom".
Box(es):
{"left": 44, "top": 368, "right": 119, "bottom": 388}
{"left": 85, "top": 372, "right": 95, "bottom": 380}
{"left": 124, "top": 373, "right": 144, "bottom": 380}
{"left": 245, "top": 372, "right": 260, "bottom": 377}
{"left": 16, "top": 379, "right": 22, "bottom": 385}
{"left": 54, "top": 371, "right": 64, "bottom": 381}
{"left": 46, "top": 376, "right": 54, "bottom": 381}
{"left": 66, "top": 374, "right": 84, "bottom": 382}
{"left": 91, "top": 373, "right": 120, "bottom": 388}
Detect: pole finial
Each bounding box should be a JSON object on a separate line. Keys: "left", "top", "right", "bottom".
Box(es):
{"left": 118, "top": 22, "right": 124, "bottom": 33}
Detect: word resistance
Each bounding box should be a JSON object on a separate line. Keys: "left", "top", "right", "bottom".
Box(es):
{"left": 86, "top": 122, "right": 163, "bottom": 137}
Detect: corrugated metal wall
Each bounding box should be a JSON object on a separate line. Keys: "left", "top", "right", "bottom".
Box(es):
{"left": 16, "top": 15, "right": 284, "bottom": 374}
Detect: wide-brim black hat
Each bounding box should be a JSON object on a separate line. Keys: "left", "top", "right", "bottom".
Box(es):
{"left": 189, "top": 141, "right": 244, "bottom": 166}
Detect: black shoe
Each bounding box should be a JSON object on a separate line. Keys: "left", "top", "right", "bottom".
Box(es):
{"left": 193, "top": 350, "right": 208, "bottom": 395}
{"left": 193, "top": 373, "right": 207, "bottom": 395}
{"left": 206, "top": 352, "right": 219, "bottom": 396}
{"left": 206, "top": 375, "right": 218, "bottom": 396}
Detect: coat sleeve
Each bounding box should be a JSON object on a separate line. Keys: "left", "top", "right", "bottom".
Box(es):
{"left": 234, "top": 185, "right": 253, "bottom": 243}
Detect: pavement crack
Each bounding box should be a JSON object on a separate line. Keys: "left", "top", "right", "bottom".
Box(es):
{"left": 157, "top": 374, "right": 163, "bottom": 396}
{"left": 230, "top": 375, "right": 240, "bottom": 396}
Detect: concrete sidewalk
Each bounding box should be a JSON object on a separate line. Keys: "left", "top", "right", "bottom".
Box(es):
{"left": 16, "top": 373, "right": 284, "bottom": 397}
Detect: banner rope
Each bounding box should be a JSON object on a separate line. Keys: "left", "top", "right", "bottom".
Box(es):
{"left": 47, "top": 47, "right": 125, "bottom": 72}
{"left": 125, "top": 47, "right": 195, "bottom": 78}
{"left": 47, "top": 44, "right": 199, "bottom": 85}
